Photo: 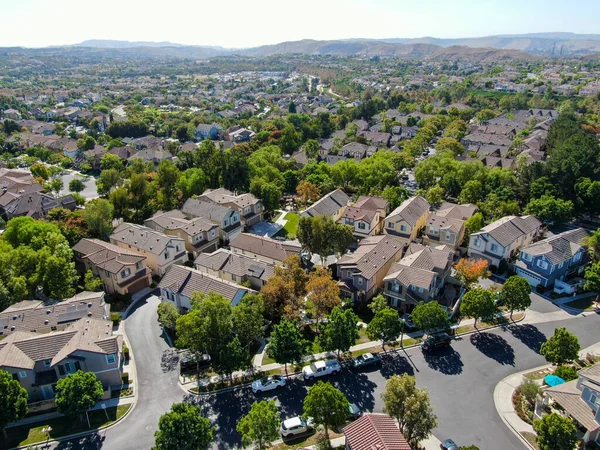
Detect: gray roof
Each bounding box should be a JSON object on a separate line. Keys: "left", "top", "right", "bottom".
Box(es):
{"left": 301, "top": 189, "right": 351, "bottom": 218}
{"left": 73, "top": 238, "right": 146, "bottom": 273}
{"left": 473, "top": 215, "right": 542, "bottom": 248}
{"left": 110, "top": 222, "right": 184, "bottom": 255}
{"left": 401, "top": 245, "right": 453, "bottom": 273}
{"left": 194, "top": 249, "right": 275, "bottom": 282}
{"left": 199, "top": 188, "right": 260, "bottom": 209}
{"left": 181, "top": 198, "right": 232, "bottom": 223}
{"left": 229, "top": 233, "right": 301, "bottom": 263}
{"left": 145, "top": 210, "right": 217, "bottom": 235}
{"left": 546, "top": 379, "right": 599, "bottom": 432}
{"left": 337, "top": 235, "right": 403, "bottom": 280}
{"left": 521, "top": 228, "right": 588, "bottom": 265}
{"left": 436, "top": 202, "right": 478, "bottom": 221}
{"left": 158, "top": 265, "right": 253, "bottom": 302}
{"left": 385, "top": 196, "right": 430, "bottom": 227}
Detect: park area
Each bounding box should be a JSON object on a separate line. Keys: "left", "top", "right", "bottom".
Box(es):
{"left": 275, "top": 212, "right": 299, "bottom": 239}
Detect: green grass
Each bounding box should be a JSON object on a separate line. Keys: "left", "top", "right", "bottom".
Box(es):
{"left": 2, "top": 404, "right": 131, "bottom": 448}
{"left": 564, "top": 297, "right": 596, "bottom": 311}
{"left": 520, "top": 432, "right": 540, "bottom": 450}
{"left": 275, "top": 213, "right": 299, "bottom": 239}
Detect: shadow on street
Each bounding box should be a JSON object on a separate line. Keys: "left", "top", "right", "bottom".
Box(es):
{"left": 422, "top": 346, "right": 464, "bottom": 375}
{"left": 508, "top": 324, "right": 547, "bottom": 354}
{"left": 470, "top": 332, "right": 515, "bottom": 366}
{"left": 379, "top": 352, "right": 415, "bottom": 378}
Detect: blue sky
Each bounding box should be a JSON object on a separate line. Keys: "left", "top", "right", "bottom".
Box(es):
{"left": 1, "top": 0, "right": 599, "bottom": 48}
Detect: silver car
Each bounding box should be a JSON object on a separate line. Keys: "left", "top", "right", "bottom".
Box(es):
{"left": 280, "top": 416, "right": 314, "bottom": 438}
{"left": 251, "top": 375, "right": 286, "bottom": 394}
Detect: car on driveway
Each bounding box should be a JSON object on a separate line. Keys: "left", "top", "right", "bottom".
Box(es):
{"left": 348, "top": 403, "right": 362, "bottom": 420}
{"left": 302, "top": 360, "right": 341, "bottom": 380}
{"left": 280, "top": 416, "right": 314, "bottom": 438}
{"left": 251, "top": 375, "right": 286, "bottom": 394}
{"left": 351, "top": 352, "right": 381, "bottom": 370}
{"left": 422, "top": 333, "right": 453, "bottom": 352}
{"left": 440, "top": 438, "right": 458, "bottom": 450}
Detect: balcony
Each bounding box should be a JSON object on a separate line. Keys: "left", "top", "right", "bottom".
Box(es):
{"left": 118, "top": 268, "right": 149, "bottom": 287}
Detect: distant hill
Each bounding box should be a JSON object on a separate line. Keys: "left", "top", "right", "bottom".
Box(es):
{"left": 74, "top": 40, "right": 187, "bottom": 48}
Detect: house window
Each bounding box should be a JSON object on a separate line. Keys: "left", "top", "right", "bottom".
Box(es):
{"left": 105, "top": 270, "right": 110, "bottom": 277}
{"left": 188, "top": 236, "right": 193, "bottom": 243}
{"left": 18, "top": 371, "right": 27, "bottom": 379}
{"left": 430, "top": 226, "right": 439, "bottom": 235}
{"left": 411, "top": 285, "right": 416, "bottom": 291}
{"left": 419, "top": 287, "right": 424, "bottom": 293}
{"left": 105, "top": 354, "right": 117, "bottom": 365}
{"left": 176, "top": 245, "right": 180, "bottom": 252}
{"left": 536, "top": 259, "right": 549, "bottom": 270}
{"left": 474, "top": 238, "right": 481, "bottom": 248}
{"left": 164, "top": 252, "right": 169, "bottom": 260}
{"left": 121, "top": 268, "right": 131, "bottom": 279}
{"left": 400, "top": 224, "right": 407, "bottom": 232}
{"left": 357, "top": 278, "right": 363, "bottom": 286}
{"left": 245, "top": 207, "right": 251, "bottom": 214}
{"left": 136, "top": 262, "right": 143, "bottom": 271}
{"left": 573, "top": 253, "right": 582, "bottom": 262}
{"left": 558, "top": 261, "right": 564, "bottom": 269}
{"left": 358, "top": 222, "right": 366, "bottom": 230}
{"left": 233, "top": 215, "right": 239, "bottom": 223}
{"left": 491, "top": 243, "right": 499, "bottom": 252}
{"left": 445, "top": 231, "right": 451, "bottom": 241}
{"left": 43, "top": 359, "right": 51, "bottom": 367}
{"left": 232, "top": 275, "right": 237, "bottom": 282}
{"left": 211, "top": 230, "right": 216, "bottom": 238}
{"left": 65, "top": 362, "right": 76, "bottom": 374}
{"left": 224, "top": 219, "right": 229, "bottom": 227}
{"left": 522, "top": 252, "right": 532, "bottom": 262}
{"left": 388, "top": 222, "right": 394, "bottom": 229}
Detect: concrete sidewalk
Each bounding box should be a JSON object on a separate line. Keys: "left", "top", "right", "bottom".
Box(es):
{"left": 494, "top": 341, "right": 600, "bottom": 449}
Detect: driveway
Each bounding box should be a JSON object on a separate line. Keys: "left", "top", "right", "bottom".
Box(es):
{"left": 60, "top": 170, "right": 98, "bottom": 199}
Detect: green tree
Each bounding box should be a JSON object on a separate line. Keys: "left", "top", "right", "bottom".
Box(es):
{"left": 319, "top": 306, "right": 359, "bottom": 357}
{"left": 156, "top": 160, "right": 181, "bottom": 210}
{"left": 368, "top": 294, "right": 388, "bottom": 314}
{"left": 303, "top": 139, "right": 320, "bottom": 159}
{"left": 459, "top": 289, "right": 497, "bottom": 331}
{"left": 533, "top": 413, "right": 578, "bottom": 450}
{"left": 585, "top": 260, "right": 600, "bottom": 294}
{"left": 154, "top": 402, "right": 214, "bottom": 450}
{"left": 176, "top": 168, "right": 208, "bottom": 200}
{"left": 49, "top": 177, "right": 64, "bottom": 195}
{"left": 381, "top": 374, "right": 438, "bottom": 448}
{"left": 214, "top": 336, "right": 248, "bottom": 378}
{"left": 525, "top": 195, "right": 574, "bottom": 225}
{"left": 83, "top": 198, "right": 114, "bottom": 239}
{"left": 303, "top": 381, "right": 350, "bottom": 446}
{"left": 268, "top": 319, "right": 306, "bottom": 376}
{"left": 463, "top": 212, "right": 484, "bottom": 243}
{"left": 382, "top": 186, "right": 410, "bottom": 210}
{"left": 55, "top": 371, "right": 103, "bottom": 421}
{"left": 297, "top": 215, "right": 354, "bottom": 263}
{"left": 411, "top": 301, "right": 449, "bottom": 334}
{"left": 425, "top": 185, "right": 445, "bottom": 208}
{"left": 157, "top": 302, "right": 180, "bottom": 331}
{"left": 435, "top": 137, "right": 464, "bottom": 156}
{"left": 0, "top": 370, "right": 28, "bottom": 439}
{"left": 232, "top": 294, "right": 265, "bottom": 348}
{"left": 68, "top": 178, "right": 85, "bottom": 193}
{"left": 237, "top": 400, "right": 280, "bottom": 450}
{"left": 77, "top": 135, "right": 96, "bottom": 151}
{"left": 30, "top": 163, "right": 50, "bottom": 180}
{"left": 260, "top": 182, "right": 282, "bottom": 213}
{"left": 83, "top": 269, "right": 102, "bottom": 291}
{"left": 366, "top": 307, "right": 403, "bottom": 351}
{"left": 96, "top": 168, "right": 121, "bottom": 197}
{"left": 500, "top": 276, "right": 532, "bottom": 320}
{"left": 540, "top": 327, "right": 580, "bottom": 365}
{"left": 100, "top": 153, "right": 124, "bottom": 172}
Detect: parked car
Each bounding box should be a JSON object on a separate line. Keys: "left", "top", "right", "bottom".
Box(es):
{"left": 422, "top": 333, "right": 453, "bottom": 352}
{"left": 251, "top": 375, "right": 286, "bottom": 394}
{"left": 401, "top": 313, "right": 416, "bottom": 329}
{"left": 180, "top": 352, "right": 210, "bottom": 374}
{"left": 348, "top": 403, "right": 362, "bottom": 420}
{"left": 351, "top": 352, "right": 381, "bottom": 370}
{"left": 302, "top": 360, "right": 341, "bottom": 380}
{"left": 440, "top": 438, "right": 458, "bottom": 450}
{"left": 280, "top": 416, "right": 314, "bottom": 438}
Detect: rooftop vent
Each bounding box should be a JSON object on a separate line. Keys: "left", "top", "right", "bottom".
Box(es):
{"left": 44, "top": 320, "right": 49, "bottom": 325}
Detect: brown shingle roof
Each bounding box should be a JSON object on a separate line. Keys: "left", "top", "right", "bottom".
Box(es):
{"left": 546, "top": 380, "right": 600, "bottom": 432}
{"left": 194, "top": 249, "right": 275, "bottom": 282}
{"left": 337, "top": 235, "right": 402, "bottom": 280}
{"left": 343, "top": 413, "right": 411, "bottom": 450}
{"left": 110, "top": 222, "right": 184, "bottom": 255}
{"left": 385, "top": 196, "right": 430, "bottom": 227}
{"left": 473, "top": 215, "right": 541, "bottom": 248}
{"left": 229, "top": 233, "right": 301, "bottom": 263}
{"left": 73, "top": 238, "right": 145, "bottom": 274}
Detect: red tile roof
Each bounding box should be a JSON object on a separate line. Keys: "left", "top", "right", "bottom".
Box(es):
{"left": 343, "top": 414, "right": 412, "bottom": 450}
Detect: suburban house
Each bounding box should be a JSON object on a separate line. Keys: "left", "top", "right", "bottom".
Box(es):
{"left": 336, "top": 235, "right": 403, "bottom": 303}
{"left": 536, "top": 363, "right": 600, "bottom": 446}
{"left": 338, "top": 196, "right": 389, "bottom": 240}
{"left": 73, "top": 239, "right": 152, "bottom": 295}
{"left": 422, "top": 202, "right": 478, "bottom": 249}
{"left": 195, "top": 123, "right": 222, "bottom": 141}
{"left": 0, "top": 298, "right": 122, "bottom": 403}
{"left": 109, "top": 223, "right": 187, "bottom": 277}
{"left": 301, "top": 189, "right": 351, "bottom": 221}
{"left": 229, "top": 233, "right": 302, "bottom": 265}
{"left": 194, "top": 248, "right": 276, "bottom": 290}
{"left": 199, "top": 188, "right": 263, "bottom": 228}
{"left": 468, "top": 215, "right": 543, "bottom": 268}
{"left": 227, "top": 127, "right": 256, "bottom": 143}
{"left": 157, "top": 265, "right": 254, "bottom": 311}
{"left": 383, "top": 243, "right": 454, "bottom": 312}
{"left": 515, "top": 228, "right": 589, "bottom": 292}
{"left": 0, "top": 191, "right": 76, "bottom": 221}
{"left": 127, "top": 148, "right": 173, "bottom": 168}
{"left": 181, "top": 198, "right": 243, "bottom": 243}
{"left": 343, "top": 413, "right": 411, "bottom": 450}
{"left": 144, "top": 210, "right": 220, "bottom": 258}
{"left": 384, "top": 196, "right": 431, "bottom": 246}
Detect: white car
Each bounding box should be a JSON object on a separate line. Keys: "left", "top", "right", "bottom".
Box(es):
{"left": 302, "top": 359, "right": 341, "bottom": 380}
{"left": 251, "top": 375, "right": 286, "bottom": 394}
{"left": 280, "top": 416, "right": 314, "bottom": 438}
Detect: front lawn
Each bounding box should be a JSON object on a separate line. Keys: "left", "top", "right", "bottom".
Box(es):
{"left": 275, "top": 213, "right": 299, "bottom": 239}
{"left": 564, "top": 297, "right": 596, "bottom": 311}
{"left": 2, "top": 404, "right": 131, "bottom": 448}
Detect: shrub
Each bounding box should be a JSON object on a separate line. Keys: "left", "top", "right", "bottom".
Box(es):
{"left": 121, "top": 372, "right": 129, "bottom": 385}
{"left": 554, "top": 365, "right": 578, "bottom": 382}
{"left": 489, "top": 265, "right": 498, "bottom": 274}
{"left": 536, "top": 284, "right": 545, "bottom": 294}
{"left": 123, "top": 344, "right": 130, "bottom": 361}
{"left": 520, "top": 379, "right": 540, "bottom": 406}
{"left": 111, "top": 312, "right": 121, "bottom": 325}
{"left": 498, "top": 259, "right": 508, "bottom": 275}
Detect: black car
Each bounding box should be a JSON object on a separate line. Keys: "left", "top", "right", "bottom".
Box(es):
{"left": 180, "top": 352, "right": 211, "bottom": 374}
{"left": 348, "top": 403, "right": 362, "bottom": 420}
{"left": 351, "top": 352, "right": 381, "bottom": 369}
{"left": 422, "top": 333, "right": 452, "bottom": 352}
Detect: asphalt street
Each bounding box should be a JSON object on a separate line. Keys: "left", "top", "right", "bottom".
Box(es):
{"left": 47, "top": 293, "right": 600, "bottom": 450}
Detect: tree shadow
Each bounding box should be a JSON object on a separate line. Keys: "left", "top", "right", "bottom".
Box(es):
{"left": 470, "top": 332, "right": 515, "bottom": 366}
{"left": 422, "top": 346, "right": 464, "bottom": 375}
{"left": 508, "top": 324, "right": 547, "bottom": 354}
{"left": 332, "top": 370, "right": 377, "bottom": 413}
{"left": 379, "top": 352, "right": 415, "bottom": 378}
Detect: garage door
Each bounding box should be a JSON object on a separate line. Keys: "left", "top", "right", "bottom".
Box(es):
{"left": 127, "top": 277, "right": 150, "bottom": 295}
{"left": 515, "top": 268, "right": 541, "bottom": 287}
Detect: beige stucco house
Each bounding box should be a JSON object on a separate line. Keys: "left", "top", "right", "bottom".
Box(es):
{"left": 384, "top": 196, "right": 431, "bottom": 246}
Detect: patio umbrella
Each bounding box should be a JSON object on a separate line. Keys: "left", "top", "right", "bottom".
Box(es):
{"left": 545, "top": 374, "right": 566, "bottom": 387}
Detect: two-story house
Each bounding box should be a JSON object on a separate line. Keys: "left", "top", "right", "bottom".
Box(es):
{"left": 422, "top": 202, "right": 478, "bottom": 249}
{"left": 109, "top": 223, "right": 187, "bottom": 277}
{"left": 301, "top": 189, "right": 351, "bottom": 221}
{"left": 515, "top": 228, "right": 589, "bottom": 291}
{"left": 337, "top": 196, "right": 389, "bottom": 240}
{"left": 157, "top": 265, "right": 255, "bottom": 312}
{"left": 383, "top": 244, "right": 454, "bottom": 312}
{"left": 73, "top": 239, "right": 152, "bottom": 295}
{"left": 536, "top": 363, "right": 600, "bottom": 445}
{"left": 194, "top": 248, "right": 276, "bottom": 290}
{"left": 336, "top": 235, "right": 403, "bottom": 302}
{"left": 195, "top": 123, "right": 222, "bottom": 141}
{"left": 181, "top": 198, "right": 243, "bottom": 244}
{"left": 468, "top": 215, "right": 542, "bottom": 268}
{"left": 144, "top": 210, "right": 219, "bottom": 258}
{"left": 229, "top": 233, "right": 302, "bottom": 265}
{"left": 343, "top": 413, "right": 411, "bottom": 450}
{"left": 384, "top": 196, "right": 431, "bottom": 246}
{"left": 198, "top": 188, "right": 263, "bottom": 228}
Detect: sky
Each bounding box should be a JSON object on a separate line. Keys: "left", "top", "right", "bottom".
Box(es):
{"left": 1, "top": 0, "right": 599, "bottom": 48}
